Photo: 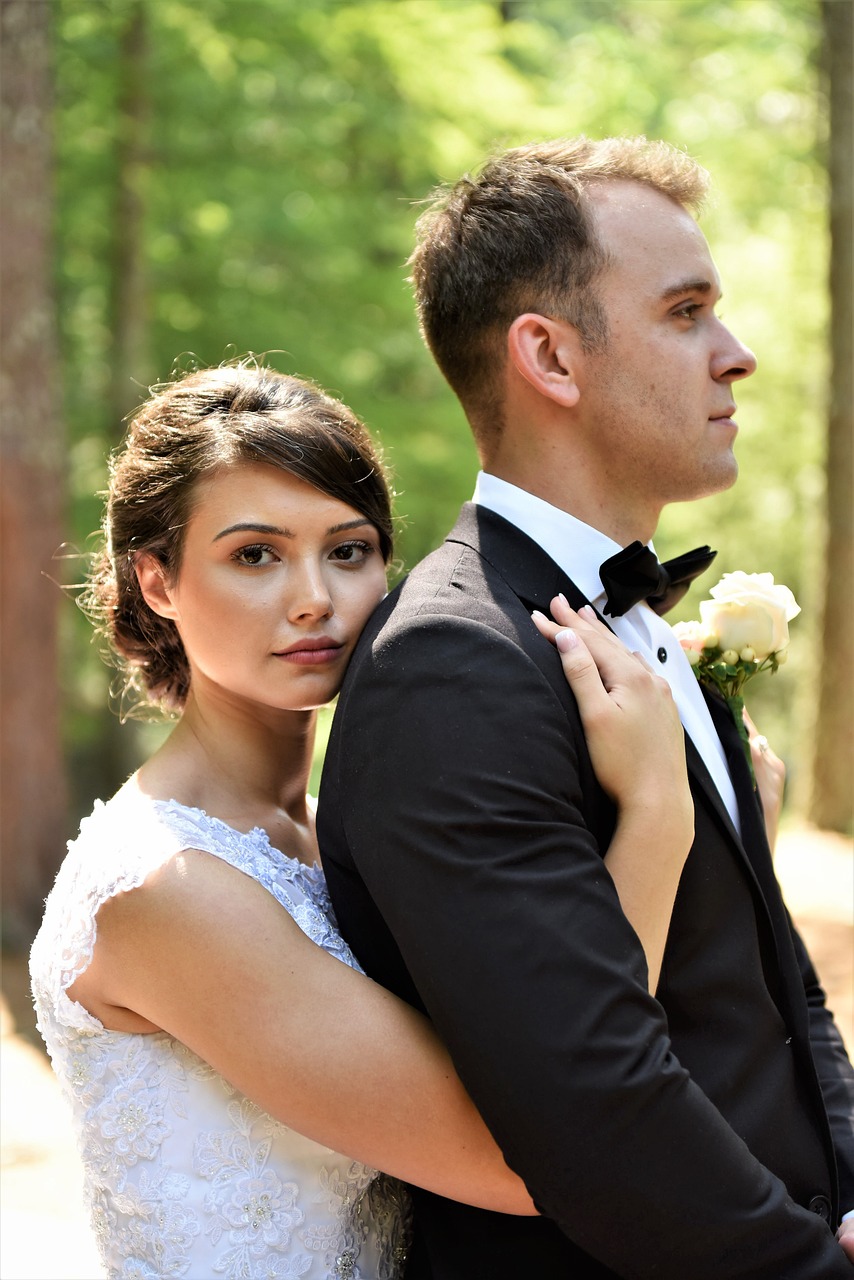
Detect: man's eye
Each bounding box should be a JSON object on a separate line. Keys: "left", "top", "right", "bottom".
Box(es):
{"left": 673, "top": 303, "right": 700, "bottom": 320}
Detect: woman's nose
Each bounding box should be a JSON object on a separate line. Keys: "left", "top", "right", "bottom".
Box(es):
{"left": 287, "top": 563, "right": 333, "bottom": 622}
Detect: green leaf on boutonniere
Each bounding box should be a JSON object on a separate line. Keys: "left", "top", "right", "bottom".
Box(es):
{"left": 724, "top": 692, "right": 755, "bottom": 785}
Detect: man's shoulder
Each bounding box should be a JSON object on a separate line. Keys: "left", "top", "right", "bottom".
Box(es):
{"left": 360, "top": 555, "right": 520, "bottom": 657}
{"left": 343, "top": 506, "right": 573, "bottom": 694}
{"left": 374, "top": 509, "right": 529, "bottom": 638}
{"left": 384, "top": 501, "right": 573, "bottom": 623}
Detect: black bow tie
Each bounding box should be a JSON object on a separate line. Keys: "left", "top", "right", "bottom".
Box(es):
{"left": 600, "top": 542, "right": 717, "bottom": 618}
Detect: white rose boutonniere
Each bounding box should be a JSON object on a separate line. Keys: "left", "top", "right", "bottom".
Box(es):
{"left": 700, "top": 572, "right": 800, "bottom": 661}
{"left": 673, "top": 572, "right": 800, "bottom": 779}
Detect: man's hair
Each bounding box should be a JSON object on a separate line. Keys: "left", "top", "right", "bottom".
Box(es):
{"left": 409, "top": 136, "right": 710, "bottom": 443}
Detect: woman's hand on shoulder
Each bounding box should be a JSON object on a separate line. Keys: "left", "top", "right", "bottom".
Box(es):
{"left": 533, "top": 597, "right": 694, "bottom": 993}
{"left": 533, "top": 597, "right": 691, "bottom": 834}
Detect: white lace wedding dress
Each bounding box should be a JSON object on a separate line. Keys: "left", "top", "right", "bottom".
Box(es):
{"left": 29, "top": 786, "right": 410, "bottom": 1280}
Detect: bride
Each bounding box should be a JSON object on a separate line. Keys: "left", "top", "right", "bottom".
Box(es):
{"left": 31, "top": 360, "right": 700, "bottom": 1278}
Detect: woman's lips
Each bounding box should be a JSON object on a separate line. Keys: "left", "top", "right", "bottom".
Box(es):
{"left": 274, "top": 638, "right": 344, "bottom": 665}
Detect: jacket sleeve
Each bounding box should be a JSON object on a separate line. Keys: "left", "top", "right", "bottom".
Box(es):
{"left": 332, "top": 613, "right": 851, "bottom": 1279}
{"left": 789, "top": 915, "right": 854, "bottom": 1215}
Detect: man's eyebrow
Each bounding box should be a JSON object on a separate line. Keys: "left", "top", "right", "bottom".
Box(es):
{"left": 213, "top": 518, "right": 372, "bottom": 542}
{"left": 660, "top": 278, "right": 716, "bottom": 302}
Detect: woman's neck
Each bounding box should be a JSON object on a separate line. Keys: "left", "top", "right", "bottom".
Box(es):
{"left": 136, "top": 692, "right": 318, "bottom": 839}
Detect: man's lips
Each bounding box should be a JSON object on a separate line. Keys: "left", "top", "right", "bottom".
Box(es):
{"left": 274, "top": 637, "right": 344, "bottom": 665}
{"left": 710, "top": 404, "right": 737, "bottom": 423}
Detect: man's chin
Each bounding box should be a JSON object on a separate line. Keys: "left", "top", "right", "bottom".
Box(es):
{"left": 715, "top": 458, "right": 739, "bottom": 493}
{"left": 697, "top": 455, "right": 739, "bottom": 499}
{"left": 664, "top": 459, "right": 739, "bottom": 508}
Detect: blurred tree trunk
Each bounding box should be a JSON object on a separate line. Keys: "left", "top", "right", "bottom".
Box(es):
{"left": 0, "top": 0, "right": 68, "bottom": 946}
{"left": 109, "top": 0, "right": 150, "bottom": 426}
{"left": 810, "top": 0, "right": 853, "bottom": 834}
{"left": 73, "top": 0, "right": 152, "bottom": 812}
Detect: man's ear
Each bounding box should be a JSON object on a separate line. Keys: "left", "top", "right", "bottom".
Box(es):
{"left": 134, "top": 553, "right": 179, "bottom": 621}
{"left": 507, "top": 313, "right": 582, "bottom": 409}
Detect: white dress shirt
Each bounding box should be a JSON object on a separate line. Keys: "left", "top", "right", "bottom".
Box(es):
{"left": 473, "top": 471, "right": 741, "bottom": 833}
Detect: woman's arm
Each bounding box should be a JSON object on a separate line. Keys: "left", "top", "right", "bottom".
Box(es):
{"left": 67, "top": 598, "right": 691, "bottom": 1212}
{"left": 68, "top": 856, "right": 537, "bottom": 1215}
{"left": 533, "top": 599, "right": 694, "bottom": 993}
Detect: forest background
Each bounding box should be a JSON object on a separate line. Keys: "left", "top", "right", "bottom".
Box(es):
{"left": 1, "top": 0, "right": 852, "bottom": 948}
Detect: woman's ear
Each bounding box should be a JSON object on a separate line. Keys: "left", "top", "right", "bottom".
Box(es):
{"left": 507, "top": 313, "right": 582, "bottom": 409}
{"left": 134, "top": 553, "right": 179, "bottom": 621}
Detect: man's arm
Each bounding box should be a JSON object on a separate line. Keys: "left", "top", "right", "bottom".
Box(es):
{"left": 333, "top": 612, "right": 851, "bottom": 1278}
{"left": 788, "top": 916, "right": 854, "bottom": 1212}
{"left": 746, "top": 713, "right": 852, "bottom": 1211}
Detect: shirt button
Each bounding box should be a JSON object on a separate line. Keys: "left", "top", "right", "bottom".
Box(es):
{"left": 808, "top": 1194, "right": 831, "bottom": 1222}
{"left": 657, "top": 647, "right": 668, "bottom": 663}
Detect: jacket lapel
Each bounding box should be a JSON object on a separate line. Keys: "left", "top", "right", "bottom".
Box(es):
{"left": 702, "top": 685, "right": 810, "bottom": 1036}
{"left": 683, "top": 733, "right": 743, "bottom": 850}
{"left": 446, "top": 503, "right": 589, "bottom": 615}
{"left": 702, "top": 688, "right": 768, "bottom": 855}
{"left": 681, "top": 700, "right": 795, "bottom": 1020}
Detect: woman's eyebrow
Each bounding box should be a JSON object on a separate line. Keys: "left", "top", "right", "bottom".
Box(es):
{"left": 213, "top": 517, "right": 372, "bottom": 541}
{"left": 213, "top": 522, "right": 293, "bottom": 541}
{"left": 327, "top": 518, "right": 373, "bottom": 535}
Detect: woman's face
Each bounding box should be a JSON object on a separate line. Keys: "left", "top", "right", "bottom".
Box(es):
{"left": 144, "top": 462, "right": 388, "bottom": 713}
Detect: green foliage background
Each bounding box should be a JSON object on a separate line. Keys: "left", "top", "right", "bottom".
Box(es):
{"left": 55, "top": 0, "right": 828, "bottom": 822}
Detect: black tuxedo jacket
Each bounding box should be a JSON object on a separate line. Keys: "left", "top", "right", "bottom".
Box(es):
{"left": 319, "top": 504, "right": 854, "bottom": 1278}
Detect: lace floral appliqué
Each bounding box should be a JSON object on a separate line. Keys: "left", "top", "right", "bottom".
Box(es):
{"left": 30, "top": 789, "right": 409, "bottom": 1279}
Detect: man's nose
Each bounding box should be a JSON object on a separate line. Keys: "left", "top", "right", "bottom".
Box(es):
{"left": 715, "top": 324, "right": 757, "bottom": 383}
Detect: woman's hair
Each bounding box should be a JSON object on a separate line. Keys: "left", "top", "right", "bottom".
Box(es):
{"left": 83, "top": 360, "right": 393, "bottom": 714}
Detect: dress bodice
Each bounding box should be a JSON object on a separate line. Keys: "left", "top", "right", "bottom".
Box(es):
{"left": 29, "top": 786, "right": 409, "bottom": 1279}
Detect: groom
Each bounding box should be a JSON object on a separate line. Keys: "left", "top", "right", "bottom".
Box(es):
{"left": 318, "top": 137, "right": 854, "bottom": 1277}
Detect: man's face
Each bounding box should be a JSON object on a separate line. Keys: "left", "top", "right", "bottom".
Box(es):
{"left": 575, "top": 180, "right": 756, "bottom": 525}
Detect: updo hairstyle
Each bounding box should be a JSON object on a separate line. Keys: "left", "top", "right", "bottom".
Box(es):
{"left": 83, "top": 361, "right": 393, "bottom": 714}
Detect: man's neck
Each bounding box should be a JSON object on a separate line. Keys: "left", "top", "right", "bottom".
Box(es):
{"left": 481, "top": 459, "right": 658, "bottom": 546}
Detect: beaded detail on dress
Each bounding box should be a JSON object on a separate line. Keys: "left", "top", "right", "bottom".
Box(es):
{"left": 30, "top": 788, "right": 409, "bottom": 1279}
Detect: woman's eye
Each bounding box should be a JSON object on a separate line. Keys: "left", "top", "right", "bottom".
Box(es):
{"left": 330, "top": 540, "right": 374, "bottom": 564}
{"left": 233, "top": 543, "right": 276, "bottom": 567}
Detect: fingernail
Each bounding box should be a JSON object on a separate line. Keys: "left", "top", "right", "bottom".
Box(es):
{"left": 578, "top": 605, "right": 596, "bottom": 619}
{"left": 557, "top": 593, "right": 568, "bottom": 605}
{"left": 555, "top": 629, "right": 579, "bottom": 652}
{"left": 531, "top": 610, "right": 546, "bottom": 623}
